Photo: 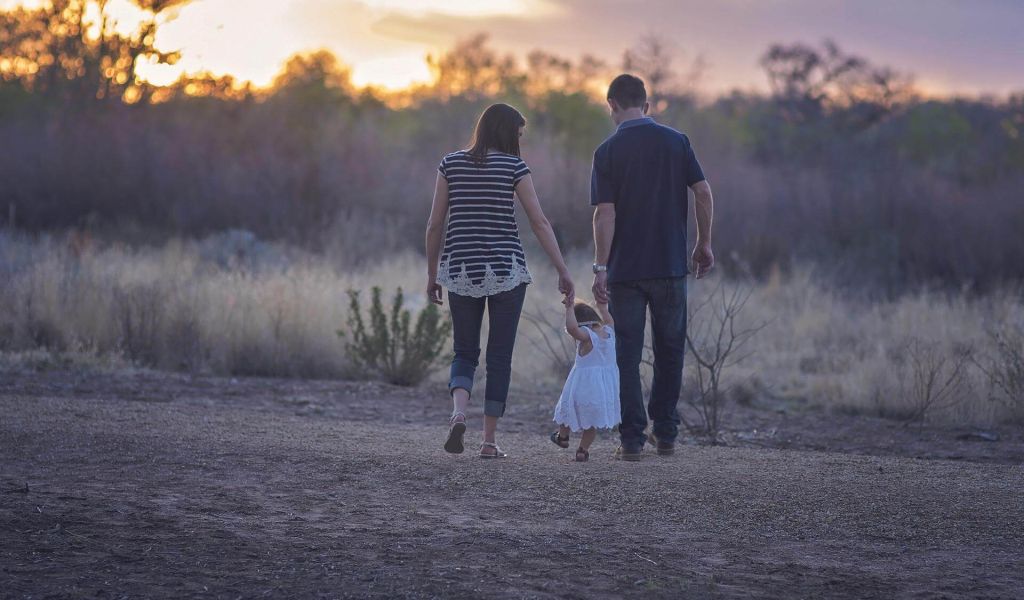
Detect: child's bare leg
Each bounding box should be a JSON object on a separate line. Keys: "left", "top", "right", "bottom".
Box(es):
{"left": 579, "top": 428, "right": 597, "bottom": 450}
{"left": 575, "top": 428, "right": 597, "bottom": 461}
{"left": 550, "top": 424, "right": 571, "bottom": 448}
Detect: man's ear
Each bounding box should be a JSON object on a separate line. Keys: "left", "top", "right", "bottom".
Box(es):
{"left": 607, "top": 98, "right": 619, "bottom": 113}
{"left": 643, "top": 101, "right": 650, "bottom": 115}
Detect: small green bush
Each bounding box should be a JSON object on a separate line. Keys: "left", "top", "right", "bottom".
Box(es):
{"left": 339, "top": 287, "right": 451, "bottom": 386}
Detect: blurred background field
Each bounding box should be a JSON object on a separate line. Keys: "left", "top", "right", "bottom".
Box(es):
{"left": 2, "top": 1, "right": 1023, "bottom": 428}
{"left": 2, "top": 231, "right": 1021, "bottom": 426}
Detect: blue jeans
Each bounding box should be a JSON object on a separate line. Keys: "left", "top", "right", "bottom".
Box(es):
{"left": 447, "top": 284, "right": 527, "bottom": 418}
{"left": 609, "top": 277, "right": 687, "bottom": 449}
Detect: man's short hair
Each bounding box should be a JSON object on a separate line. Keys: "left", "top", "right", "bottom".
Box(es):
{"left": 607, "top": 74, "right": 647, "bottom": 109}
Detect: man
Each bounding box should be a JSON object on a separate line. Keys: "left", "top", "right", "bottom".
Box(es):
{"left": 591, "top": 74, "right": 715, "bottom": 461}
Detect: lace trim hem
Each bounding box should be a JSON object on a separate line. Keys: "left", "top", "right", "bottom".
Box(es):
{"left": 437, "top": 260, "right": 532, "bottom": 298}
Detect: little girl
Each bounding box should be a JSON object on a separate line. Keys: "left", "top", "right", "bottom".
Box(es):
{"left": 551, "top": 297, "right": 621, "bottom": 462}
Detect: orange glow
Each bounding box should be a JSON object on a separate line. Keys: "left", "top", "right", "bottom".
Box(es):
{"left": 350, "top": 53, "right": 431, "bottom": 90}
{"left": 1, "top": 0, "right": 1018, "bottom": 98}
{"left": 137, "top": 0, "right": 553, "bottom": 91}
{"left": 1, "top": 0, "right": 561, "bottom": 92}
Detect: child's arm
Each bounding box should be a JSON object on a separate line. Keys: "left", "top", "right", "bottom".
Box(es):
{"left": 563, "top": 296, "right": 591, "bottom": 343}
{"left": 596, "top": 300, "right": 614, "bottom": 329}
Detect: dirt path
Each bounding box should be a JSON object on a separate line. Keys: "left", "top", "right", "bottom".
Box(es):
{"left": 2, "top": 371, "right": 1023, "bottom": 599}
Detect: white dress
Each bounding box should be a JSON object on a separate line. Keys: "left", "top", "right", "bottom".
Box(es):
{"left": 553, "top": 326, "right": 621, "bottom": 432}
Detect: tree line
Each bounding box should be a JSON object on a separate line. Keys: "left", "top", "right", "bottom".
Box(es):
{"left": 2, "top": 1, "right": 1022, "bottom": 292}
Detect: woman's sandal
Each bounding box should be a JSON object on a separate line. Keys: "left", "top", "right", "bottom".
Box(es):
{"left": 479, "top": 442, "right": 507, "bottom": 459}
{"left": 550, "top": 431, "right": 570, "bottom": 448}
{"left": 574, "top": 447, "right": 590, "bottom": 462}
{"left": 444, "top": 412, "right": 467, "bottom": 454}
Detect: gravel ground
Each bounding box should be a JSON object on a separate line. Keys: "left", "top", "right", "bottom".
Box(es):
{"left": 1, "top": 370, "right": 1022, "bottom": 599}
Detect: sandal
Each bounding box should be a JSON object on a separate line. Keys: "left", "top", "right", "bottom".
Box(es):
{"left": 444, "top": 412, "right": 467, "bottom": 454}
{"left": 479, "top": 442, "right": 507, "bottom": 459}
{"left": 550, "top": 431, "right": 570, "bottom": 449}
{"left": 575, "top": 447, "right": 590, "bottom": 462}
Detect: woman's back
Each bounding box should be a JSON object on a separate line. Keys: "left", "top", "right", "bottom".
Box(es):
{"left": 437, "top": 150, "right": 533, "bottom": 297}
{"left": 574, "top": 326, "right": 616, "bottom": 369}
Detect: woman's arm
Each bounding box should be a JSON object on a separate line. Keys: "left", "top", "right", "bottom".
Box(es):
{"left": 425, "top": 172, "right": 449, "bottom": 305}
{"left": 563, "top": 296, "right": 590, "bottom": 344}
{"left": 595, "top": 300, "right": 614, "bottom": 329}
{"left": 515, "top": 174, "right": 574, "bottom": 300}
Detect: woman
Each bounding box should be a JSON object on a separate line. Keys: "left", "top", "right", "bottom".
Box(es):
{"left": 425, "top": 103, "right": 574, "bottom": 459}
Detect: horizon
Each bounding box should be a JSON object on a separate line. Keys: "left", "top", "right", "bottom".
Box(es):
{"left": 2, "top": 0, "right": 1022, "bottom": 98}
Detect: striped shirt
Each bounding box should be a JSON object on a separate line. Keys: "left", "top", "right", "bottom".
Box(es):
{"left": 436, "top": 150, "right": 533, "bottom": 297}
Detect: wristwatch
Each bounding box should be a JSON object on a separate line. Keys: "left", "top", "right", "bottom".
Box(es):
{"left": 592, "top": 264, "right": 608, "bottom": 274}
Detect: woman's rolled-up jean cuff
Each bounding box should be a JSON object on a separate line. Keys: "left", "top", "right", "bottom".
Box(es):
{"left": 448, "top": 375, "right": 474, "bottom": 397}
{"left": 484, "top": 399, "right": 506, "bottom": 418}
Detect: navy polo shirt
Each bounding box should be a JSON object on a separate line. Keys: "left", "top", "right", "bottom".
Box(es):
{"left": 590, "top": 117, "right": 705, "bottom": 284}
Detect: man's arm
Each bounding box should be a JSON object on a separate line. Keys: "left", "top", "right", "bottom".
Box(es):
{"left": 691, "top": 180, "right": 714, "bottom": 278}
{"left": 592, "top": 203, "right": 615, "bottom": 302}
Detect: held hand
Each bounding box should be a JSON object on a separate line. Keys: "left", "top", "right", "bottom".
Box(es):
{"left": 427, "top": 279, "right": 444, "bottom": 305}
{"left": 692, "top": 242, "right": 715, "bottom": 279}
{"left": 561, "top": 294, "right": 573, "bottom": 308}
{"left": 592, "top": 271, "right": 609, "bottom": 304}
{"left": 558, "top": 271, "right": 575, "bottom": 303}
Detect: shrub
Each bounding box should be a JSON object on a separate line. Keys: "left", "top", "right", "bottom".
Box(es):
{"left": 520, "top": 308, "right": 576, "bottom": 378}
{"left": 901, "top": 338, "right": 972, "bottom": 424}
{"left": 339, "top": 287, "right": 451, "bottom": 386}
{"left": 684, "top": 282, "right": 766, "bottom": 441}
{"left": 113, "top": 284, "right": 164, "bottom": 366}
{"left": 974, "top": 323, "right": 1024, "bottom": 421}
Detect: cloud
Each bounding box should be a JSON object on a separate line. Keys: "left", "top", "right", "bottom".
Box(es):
{"left": 368, "top": 0, "right": 1024, "bottom": 94}
{"left": 145, "top": 0, "right": 1024, "bottom": 94}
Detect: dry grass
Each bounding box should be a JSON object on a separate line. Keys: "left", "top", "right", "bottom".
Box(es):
{"left": 736, "top": 271, "right": 1010, "bottom": 424}
{"left": 1, "top": 231, "right": 1021, "bottom": 425}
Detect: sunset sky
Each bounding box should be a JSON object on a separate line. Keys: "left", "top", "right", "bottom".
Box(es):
{"left": 5, "top": 0, "right": 1023, "bottom": 95}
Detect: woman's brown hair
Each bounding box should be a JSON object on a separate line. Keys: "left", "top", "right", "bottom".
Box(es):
{"left": 574, "top": 301, "right": 602, "bottom": 326}
{"left": 467, "top": 103, "right": 526, "bottom": 162}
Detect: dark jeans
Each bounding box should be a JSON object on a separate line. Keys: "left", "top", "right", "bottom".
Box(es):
{"left": 447, "top": 283, "right": 527, "bottom": 418}
{"left": 609, "top": 277, "right": 687, "bottom": 449}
